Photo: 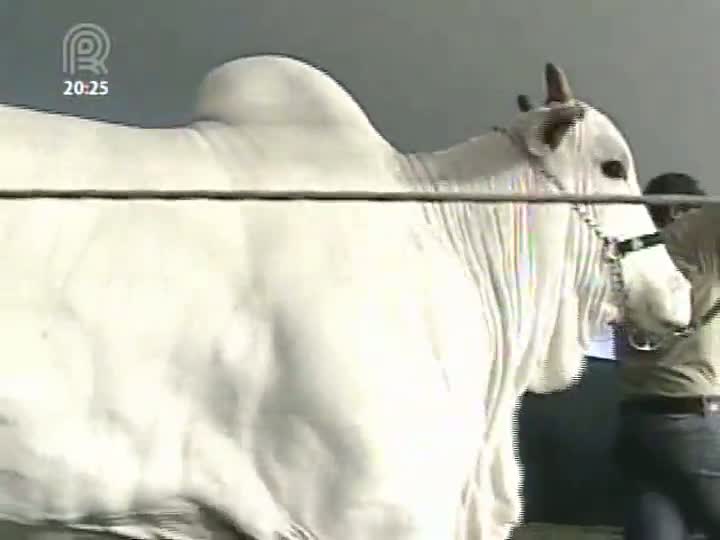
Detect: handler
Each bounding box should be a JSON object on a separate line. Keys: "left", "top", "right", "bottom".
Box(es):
{"left": 614, "top": 172, "right": 720, "bottom": 540}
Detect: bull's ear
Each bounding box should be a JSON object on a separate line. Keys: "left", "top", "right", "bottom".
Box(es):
{"left": 542, "top": 105, "right": 585, "bottom": 150}
{"left": 523, "top": 104, "right": 585, "bottom": 156}
{"left": 517, "top": 94, "right": 535, "bottom": 112}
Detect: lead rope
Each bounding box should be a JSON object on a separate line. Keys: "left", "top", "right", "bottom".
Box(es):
{"left": 546, "top": 165, "right": 720, "bottom": 352}
{"left": 628, "top": 294, "right": 720, "bottom": 351}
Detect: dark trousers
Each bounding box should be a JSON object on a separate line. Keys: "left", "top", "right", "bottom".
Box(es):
{"left": 615, "top": 402, "right": 720, "bottom": 540}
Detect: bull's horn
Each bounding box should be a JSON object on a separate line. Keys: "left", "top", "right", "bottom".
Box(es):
{"left": 545, "top": 62, "right": 574, "bottom": 104}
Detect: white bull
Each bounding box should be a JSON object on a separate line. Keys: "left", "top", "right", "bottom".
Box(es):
{"left": 0, "top": 56, "right": 690, "bottom": 540}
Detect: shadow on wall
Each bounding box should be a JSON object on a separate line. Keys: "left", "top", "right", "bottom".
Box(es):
{"left": 518, "top": 357, "right": 624, "bottom": 527}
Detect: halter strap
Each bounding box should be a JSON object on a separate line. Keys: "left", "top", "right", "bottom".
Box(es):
{"left": 615, "top": 232, "right": 664, "bottom": 256}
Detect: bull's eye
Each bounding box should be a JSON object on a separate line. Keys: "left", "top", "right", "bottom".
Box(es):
{"left": 601, "top": 160, "right": 627, "bottom": 180}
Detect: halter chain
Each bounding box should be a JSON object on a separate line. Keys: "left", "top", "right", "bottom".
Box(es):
{"left": 538, "top": 163, "right": 630, "bottom": 317}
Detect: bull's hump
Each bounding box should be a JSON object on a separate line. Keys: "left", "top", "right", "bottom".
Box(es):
{"left": 193, "top": 55, "right": 379, "bottom": 136}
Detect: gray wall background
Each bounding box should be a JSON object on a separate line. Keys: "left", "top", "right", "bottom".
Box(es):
{"left": 0, "top": 0, "right": 718, "bottom": 192}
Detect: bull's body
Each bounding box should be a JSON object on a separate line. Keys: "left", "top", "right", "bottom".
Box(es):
{"left": 0, "top": 55, "right": 691, "bottom": 540}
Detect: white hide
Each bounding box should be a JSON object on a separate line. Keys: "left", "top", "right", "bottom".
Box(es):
{"left": 0, "top": 55, "right": 690, "bottom": 540}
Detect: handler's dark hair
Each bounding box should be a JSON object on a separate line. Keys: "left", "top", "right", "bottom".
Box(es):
{"left": 643, "top": 172, "right": 705, "bottom": 228}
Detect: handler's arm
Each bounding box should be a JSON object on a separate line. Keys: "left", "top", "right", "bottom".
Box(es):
{"left": 661, "top": 206, "right": 720, "bottom": 278}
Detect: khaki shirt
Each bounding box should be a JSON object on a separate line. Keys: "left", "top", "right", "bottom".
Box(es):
{"left": 617, "top": 206, "right": 720, "bottom": 398}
